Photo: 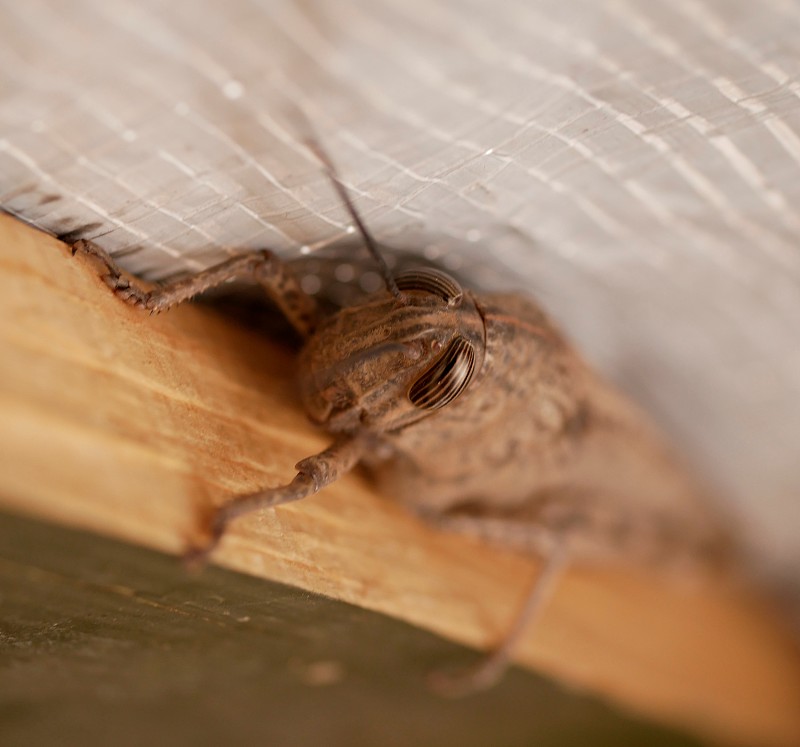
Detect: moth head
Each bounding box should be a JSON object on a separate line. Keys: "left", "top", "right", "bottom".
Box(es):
{"left": 298, "top": 267, "right": 485, "bottom": 434}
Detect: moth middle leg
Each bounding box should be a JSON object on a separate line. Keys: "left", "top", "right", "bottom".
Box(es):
{"left": 420, "top": 507, "right": 575, "bottom": 696}
{"left": 431, "top": 536, "right": 569, "bottom": 696}
{"left": 72, "top": 239, "right": 320, "bottom": 337}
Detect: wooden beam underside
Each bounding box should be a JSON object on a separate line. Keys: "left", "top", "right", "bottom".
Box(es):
{"left": 1, "top": 213, "right": 798, "bottom": 747}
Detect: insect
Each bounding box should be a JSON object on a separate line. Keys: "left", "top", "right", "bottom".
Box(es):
{"left": 72, "top": 138, "right": 733, "bottom": 693}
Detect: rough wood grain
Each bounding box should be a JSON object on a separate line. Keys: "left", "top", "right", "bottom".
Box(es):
{"left": 1, "top": 213, "right": 799, "bottom": 746}
{"left": 2, "top": 1, "right": 800, "bottom": 582}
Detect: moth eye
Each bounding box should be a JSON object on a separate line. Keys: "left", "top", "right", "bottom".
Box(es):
{"left": 408, "top": 336, "right": 476, "bottom": 410}
{"left": 394, "top": 267, "right": 463, "bottom": 306}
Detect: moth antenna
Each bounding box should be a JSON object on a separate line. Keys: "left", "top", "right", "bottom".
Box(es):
{"left": 305, "top": 137, "right": 403, "bottom": 300}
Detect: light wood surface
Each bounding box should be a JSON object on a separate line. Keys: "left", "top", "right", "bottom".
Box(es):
{"left": 1, "top": 212, "right": 799, "bottom": 746}
{"left": 3, "top": 1, "right": 800, "bottom": 579}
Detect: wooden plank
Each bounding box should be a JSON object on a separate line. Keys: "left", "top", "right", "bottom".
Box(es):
{"left": 0, "top": 511, "right": 705, "bottom": 747}
{"left": 0, "top": 212, "right": 799, "bottom": 746}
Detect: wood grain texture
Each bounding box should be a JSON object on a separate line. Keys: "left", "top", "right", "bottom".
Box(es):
{"left": 1, "top": 213, "right": 799, "bottom": 746}
{"left": 1, "top": 0, "right": 799, "bottom": 587}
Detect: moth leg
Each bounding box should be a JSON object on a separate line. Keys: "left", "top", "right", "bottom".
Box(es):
{"left": 72, "top": 239, "right": 320, "bottom": 337}
{"left": 429, "top": 532, "right": 570, "bottom": 697}
{"left": 184, "top": 435, "right": 367, "bottom": 568}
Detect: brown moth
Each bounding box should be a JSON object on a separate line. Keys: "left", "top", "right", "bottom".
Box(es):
{"left": 72, "top": 139, "right": 733, "bottom": 693}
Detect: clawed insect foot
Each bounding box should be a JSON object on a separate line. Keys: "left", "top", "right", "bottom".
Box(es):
{"left": 427, "top": 664, "right": 501, "bottom": 699}
{"left": 71, "top": 238, "right": 100, "bottom": 258}
{"left": 71, "top": 238, "right": 122, "bottom": 284}
{"left": 182, "top": 510, "right": 226, "bottom": 571}
{"left": 71, "top": 239, "right": 152, "bottom": 309}
{"left": 182, "top": 532, "right": 221, "bottom": 572}
{"left": 182, "top": 542, "right": 214, "bottom": 572}
{"left": 71, "top": 238, "right": 112, "bottom": 263}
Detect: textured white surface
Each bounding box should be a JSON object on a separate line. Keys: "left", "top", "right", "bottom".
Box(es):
{"left": 1, "top": 0, "right": 799, "bottom": 579}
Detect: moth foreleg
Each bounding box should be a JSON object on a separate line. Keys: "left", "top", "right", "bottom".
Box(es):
{"left": 184, "top": 435, "right": 367, "bottom": 567}
{"left": 72, "top": 239, "right": 320, "bottom": 337}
